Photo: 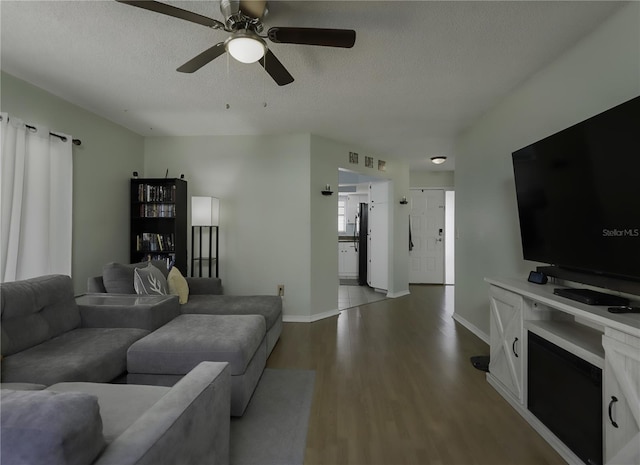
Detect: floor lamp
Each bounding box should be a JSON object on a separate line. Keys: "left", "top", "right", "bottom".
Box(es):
{"left": 191, "top": 196, "right": 219, "bottom": 278}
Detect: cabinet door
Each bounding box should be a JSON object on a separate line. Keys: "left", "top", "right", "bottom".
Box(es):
{"left": 343, "top": 242, "right": 358, "bottom": 276}
{"left": 602, "top": 331, "right": 640, "bottom": 464}
{"left": 369, "top": 181, "right": 389, "bottom": 205}
{"left": 338, "top": 243, "right": 346, "bottom": 276}
{"left": 489, "top": 286, "right": 524, "bottom": 403}
{"left": 346, "top": 194, "right": 365, "bottom": 224}
{"left": 368, "top": 202, "right": 388, "bottom": 290}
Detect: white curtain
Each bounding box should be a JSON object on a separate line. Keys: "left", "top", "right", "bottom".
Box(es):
{"left": 0, "top": 113, "right": 73, "bottom": 282}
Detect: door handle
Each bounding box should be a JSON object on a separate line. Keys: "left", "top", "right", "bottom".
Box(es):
{"left": 512, "top": 337, "right": 519, "bottom": 358}
{"left": 608, "top": 396, "right": 619, "bottom": 428}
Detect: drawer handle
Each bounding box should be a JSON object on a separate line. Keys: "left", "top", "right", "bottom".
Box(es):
{"left": 608, "top": 396, "right": 619, "bottom": 428}
{"left": 512, "top": 337, "right": 519, "bottom": 358}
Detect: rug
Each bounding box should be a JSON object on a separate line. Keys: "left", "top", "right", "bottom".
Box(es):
{"left": 230, "top": 368, "right": 316, "bottom": 465}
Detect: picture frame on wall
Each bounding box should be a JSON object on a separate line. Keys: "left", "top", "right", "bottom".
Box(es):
{"left": 365, "top": 156, "right": 374, "bottom": 168}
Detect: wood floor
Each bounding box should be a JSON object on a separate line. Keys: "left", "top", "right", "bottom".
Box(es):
{"left": 267, "top": 285, "right": 565, "bottom": 465}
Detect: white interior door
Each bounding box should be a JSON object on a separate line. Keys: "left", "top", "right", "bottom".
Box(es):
{"left": 409, "top": 189, "right": 445, "bottom": 283}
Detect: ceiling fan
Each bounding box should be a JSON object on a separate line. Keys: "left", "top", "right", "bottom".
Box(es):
{"left": 116, "top": 0, "right": 356, "bottom": 86}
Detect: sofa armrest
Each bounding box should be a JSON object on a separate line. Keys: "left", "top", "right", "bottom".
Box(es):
{"left": 93, "top": 361, "right": 231, "bottom": 465}
{"left": 78, "top": 295, "right": 180, "bottom": 331}
{"left": 186, "top": 277, "right": 223, "bottom": 295}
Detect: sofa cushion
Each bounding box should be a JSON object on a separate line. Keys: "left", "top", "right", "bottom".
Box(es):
{"left": 1, "top": 328, "right": 149, "bottom": 385}
{"left": 0, "top": 389, "right": 105, "bottom": 465}
{"left": 127, "top": 314, "right": 265, "bottom": 376}
{"left": 134, "top": 264, "right": 168, "bottom": 296}
{"left": 0, "top": 383, "right": 46, "bottom": 390}
{"left": 1, "top": 275, "right": 80, "bottom": 356}
{"left": 47, "top": 382, "right": 169, "bottom": 443}
{"left": 103, "top": 261, "right": 170, "bottom": 294}
{"left": 167, "top": 267, "right": 189, "bottom": 304}
{"left": 103, "top": 262, "right": 137, "bottom": 294}
{"left": 181, "top": 295, "right": 282, "bottom": 330}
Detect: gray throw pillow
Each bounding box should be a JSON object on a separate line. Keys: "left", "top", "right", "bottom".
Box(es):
{"left": 134, "top": 263, "right": 168, "bottom": 295}
{"left": 0, "top": 389, "right": 105, "bottom": 465}
{"left": 102, "top": 262, "right": 139, "bottom": 294}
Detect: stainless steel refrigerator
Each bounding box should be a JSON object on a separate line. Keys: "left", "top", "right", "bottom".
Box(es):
{"left": 355, "top": 203, "right": 368, "bottom": 286}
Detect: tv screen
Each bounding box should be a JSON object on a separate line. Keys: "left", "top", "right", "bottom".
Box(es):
{"left": 512, "top": 96, "right": 640, "bottom": 282}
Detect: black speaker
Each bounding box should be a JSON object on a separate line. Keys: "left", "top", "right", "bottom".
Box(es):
{"left": 528, "top": 271, "right": 548, "bottom": 285}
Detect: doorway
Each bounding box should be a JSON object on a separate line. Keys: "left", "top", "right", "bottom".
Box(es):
{"left": 409, "top": 188, "right": 455, "bottom": 284}
{"left": 338, "top": 169, "right": 390, "bottom": 309}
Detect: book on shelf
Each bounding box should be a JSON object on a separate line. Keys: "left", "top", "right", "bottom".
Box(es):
{"left": 137, "top": 184, "right": 177, "bottom": 203}
{"left": 138, "top": 204, "right": 175, "bottom": 218}
{"left": 140, "top": 253, "right": 175, "bottom": 270}
{"left": 136, "top": 233, "right": 175, "bottom": 252}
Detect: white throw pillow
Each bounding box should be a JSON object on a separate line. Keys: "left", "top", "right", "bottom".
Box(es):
{"left": 133, "top": 263, "right": 168, "bottom": 295}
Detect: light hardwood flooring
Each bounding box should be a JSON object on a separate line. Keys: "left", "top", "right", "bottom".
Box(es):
{"left": 338, "top": 284, "right": 387, "bottom": 310}
{"left": 267, "top": 284, "right": 565, "bottom": 465}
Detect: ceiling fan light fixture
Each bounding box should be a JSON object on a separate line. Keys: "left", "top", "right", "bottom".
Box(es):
{"left": 226, "top": 32, "right": 266, "bottom": 64}
{"left": 430, "top": 156, "right": 447, "bottom": 165}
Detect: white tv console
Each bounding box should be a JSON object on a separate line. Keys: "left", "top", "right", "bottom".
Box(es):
{"left": 485, "top": 277, "right": 640, "bottom": 465}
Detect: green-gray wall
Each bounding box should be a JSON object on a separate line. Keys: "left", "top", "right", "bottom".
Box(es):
{"left": 453, "top": 3, "right": 640, "bottom": 340}
{"left": 144, "top": 134, "right": 410, "bottom": 320}
{"left": 1, "top": 72, "right": 144, "bottom": 294}
{"left": 410, "top": 170, "right": 454, "bottom": 188}
{"left": 1, "top": 72, "right": 411, "bottom": 313}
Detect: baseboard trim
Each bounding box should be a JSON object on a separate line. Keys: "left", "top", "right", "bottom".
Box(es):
{"left": 387, "top": 289, "right": 410, "bottom": 298}
{"left": 283, "top": 309, "right": 341, "bottom": 323}
{"left": 452, "top": 312, "right": 489, "bottom": 344}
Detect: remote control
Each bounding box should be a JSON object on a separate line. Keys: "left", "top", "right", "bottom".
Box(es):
{"left": 607, "top": 306, "right": 640, "bottom": 314}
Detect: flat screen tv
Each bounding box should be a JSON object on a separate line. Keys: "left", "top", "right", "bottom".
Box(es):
{"left": 512, "top": 96, "right": 640, "bottom": 285}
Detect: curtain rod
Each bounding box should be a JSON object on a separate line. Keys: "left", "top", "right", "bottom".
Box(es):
{"left": 0, "top": 115, "right": 82, "bottom": 146}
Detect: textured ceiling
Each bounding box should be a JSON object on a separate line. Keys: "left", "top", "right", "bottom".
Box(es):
{"left": 0, "top": 1, "right": 623, "bottom": 171}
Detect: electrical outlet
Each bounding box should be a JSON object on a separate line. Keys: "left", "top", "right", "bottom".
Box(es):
{"left": 277, "top": 285, "right": 284, "bottom": 297}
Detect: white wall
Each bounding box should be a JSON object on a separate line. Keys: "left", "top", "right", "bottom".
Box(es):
{"left": 1, "top": 72, "right": 144, "bottom": 294}
{"left": 454, "top": 3, "right": 640, "bottom": 339}
{"left": 410, "top": 170, "right": 454, "bottom": 188}
{"left": 0, "top": 70, "right": 412, "bottom": 314}
{"left": 145, "top": 134, "right": 410, "bottom": 320}
{"left": 143, "top": 134, "right": 312, "bottom": 318}
{"left": 310, "top": 134, "right": 410, "bottom": 317}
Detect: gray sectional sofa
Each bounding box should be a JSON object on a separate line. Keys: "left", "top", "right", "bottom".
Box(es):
{"left": 1, "top": 274, "right": 233, "bottom": 464}
{"left": 87, "top": 261, "right": 283, "bottom": 356}
{"left": 0, "top": 275, "right": 149, "bottom": 385}
{"left": 1, "top": 361, "right": 231, "bottom": 465}
{"left": 0, "top": 265, "right": 282, "bottom": 461}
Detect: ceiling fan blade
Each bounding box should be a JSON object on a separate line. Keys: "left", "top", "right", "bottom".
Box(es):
{"left": 239, "top": 0, "right": 267, "bottom": 19}
{"left": 177, "top": 43, "right": 226, "bottom": 73}
{"left": 115, "top": 1, "right": 225, "bottom": 29}
{"left": 267, "top": 27, "right": 356, "bottom": 48}
{"left": 259, "top": 49, "right": 294, "bottom": 86}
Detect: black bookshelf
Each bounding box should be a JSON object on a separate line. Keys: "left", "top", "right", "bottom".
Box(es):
{"left": 130, "top": 178, "right": 187, "bottom": 274}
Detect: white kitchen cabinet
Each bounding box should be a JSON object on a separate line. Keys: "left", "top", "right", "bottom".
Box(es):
{"left": 367, "top": 182, "right": 389, "bottom": 291}
{"left": 346, "top": 194, "right": 366, "bottom": 225}
{"left": 488, "top": 285, "right": 525, "bottom": 403}
{"left": 338, "top": 242, "right": 358, "bottom": 278}
{"left": 368, "top": 203, "right": 388, "bottom": 290}
{"left": 602, "top": 329, "right": 640, "bottom": 464}
{"left": 369, "top": 181, "right": 390, "bottom": 205}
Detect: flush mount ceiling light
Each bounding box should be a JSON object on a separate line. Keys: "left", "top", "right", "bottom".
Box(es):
{"left": 225, "top": 31, "right": 266, "bottom": 64}
{"left": 430, "top": 156, "right": 447, "bottom": 165}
